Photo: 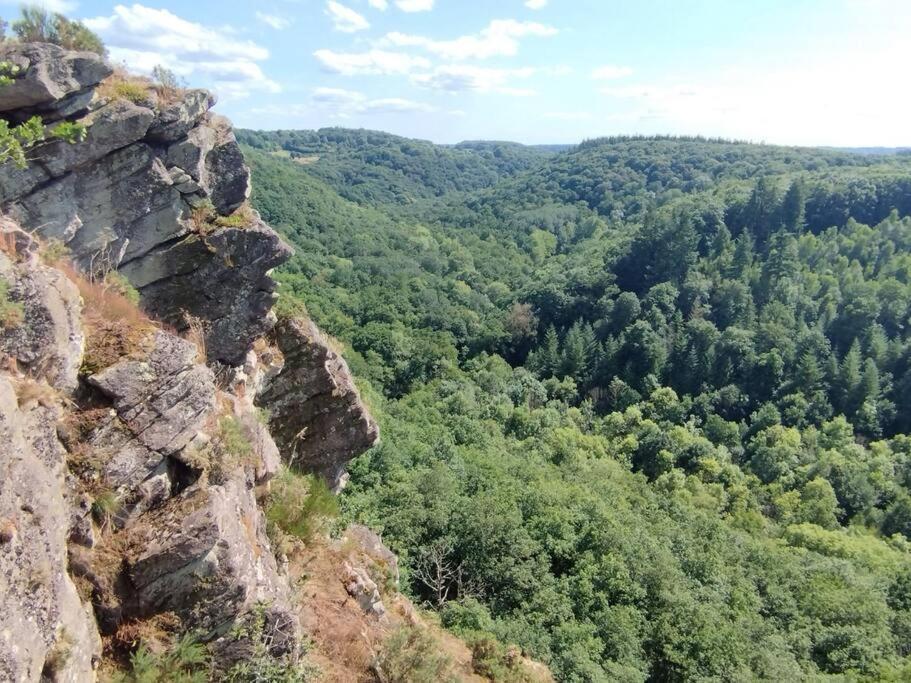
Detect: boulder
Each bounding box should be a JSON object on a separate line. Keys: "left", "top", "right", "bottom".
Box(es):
{"left": 204, "top": 115, "right": 251, "bottom": 214}
{"left": 146, "top": 89, "right": 215, "bottom": 142}
{"left": 0, "top": 42, "right": 111, "bottom": 120}
{"left": 124, "top": 223, "right": 292, "bottom": 366}
{"left": 258, "top": 318, "right": 380, "bottom": 491}
{"left": 88, "top": 331, "right": 215, "bottom": 455}
{"left": 126, "top": 476, "right": 299, "bottom": 651}
{"left": 342, "top": 562, "right": 387, "bottom": 619}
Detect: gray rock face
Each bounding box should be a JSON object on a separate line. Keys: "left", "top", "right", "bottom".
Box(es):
{"left": 0, "top": 223, "right": 99, "bottom": 682}
{"left": 89, "top": 331, "right": 215, "bottom": 455}
{"left": 79, "top": 330, "right": 215, "bottom": 525}
{"left": 0, "top": 222, "right": 84, "bottom": 393}
{"left": 124, "top": 222, "right": 292, "bottom": 365}
{"left": 0, "top": 44, "right": 291, "bottom": 365}
{"left": 258, "top": 318, "right": 380, "bottom": 491}
{"left": 146, "top": 89, "right": 215, "bottom": 142}
{"left": 126, "top": 475, "right": 299, "bottom": 654}
{"left": 0, "top": 42, "right": 111, "bottom": 120}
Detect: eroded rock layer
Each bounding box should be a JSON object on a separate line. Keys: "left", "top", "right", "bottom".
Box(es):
{"left": 0, "top": 42, "right": 291, "bottom": 365}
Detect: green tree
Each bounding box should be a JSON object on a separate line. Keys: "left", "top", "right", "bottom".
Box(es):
{"left": 12, "top": 5, "right": 106, "bottom": 55}
{"left": 779, "top": 178, "right": 807, "bottom": 232}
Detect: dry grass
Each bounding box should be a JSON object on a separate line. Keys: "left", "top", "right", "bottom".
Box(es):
{"left": 12, "top": 377, "right": 60, "bottom": 408}
{"left": 54, "top": 262, "right": 155, "bottom": 374}
{"left": 189, "top": 201, "right": 256, "bottom": 235}
{"left": 213, "top": 203, "right": 256, "bottom": 229}
{"left": 96, "top": 68, "right": 155, "bottom": 106}
{"left": 182, "top": 312, "right": 207, "bottom": 363}
{"left": 108, "top": 612, "right": 183, "bottom": 657}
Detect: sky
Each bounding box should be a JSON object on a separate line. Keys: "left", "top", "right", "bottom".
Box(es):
{"left": 6, "top": 0, "right": 910, "bottom": 145}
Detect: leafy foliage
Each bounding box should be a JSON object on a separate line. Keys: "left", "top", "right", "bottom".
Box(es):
{"left": 111, "top": 633, "right": 209, "bottom": 683}
{"left": 247, "top": 130, "right": 911, "bottom": 680}
{"left": 12, "top": 5, "right": 106, "bottom": 55}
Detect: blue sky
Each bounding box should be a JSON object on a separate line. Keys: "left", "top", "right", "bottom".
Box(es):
{"left": 7, "top": 0, "right": 909, "bottom": 145}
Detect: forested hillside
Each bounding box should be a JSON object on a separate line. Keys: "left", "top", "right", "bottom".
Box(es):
{"left": 243, "top": 132, "right": 911, "bottom": 681}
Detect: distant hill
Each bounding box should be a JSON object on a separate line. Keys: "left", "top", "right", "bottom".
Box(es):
{"left": 835, "top": 146, "right": 911, "bottom": 155}
{"left": 236, "top": 127, "right": 553, "bottom": 205}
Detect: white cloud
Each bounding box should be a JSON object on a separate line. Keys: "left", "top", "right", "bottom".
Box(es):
{"left": 368, "top": 0, "right": 388, "bottom": 9}
{"left": 592, "top": 64, "right": 633, "bottom": 80}
{"left": 382, "top": 19, "right": 557, "bottom": 60}
{"left": 256, "top": 12, "right": 291, "bottom": 30}
{"left": 525, "top": 0, "right": 547, "bottom": 8}
{"left": 596, "top": 45, "right": 911, "bottom": 145}
{"left": 395, "top": 0, "right": 434, "bottom": 11}
{"left": 313, "top": 48, "right": 431, "bottom": 75}
{"left": 325, "top": 1, "right": 369, "bottom": 32}
{"left": 84, "top": 4, "right": 279, "bottom": 100}
{"left": 301, "top": 87, "right": 437, "bottom": 117}
{"left": 544, "top": 111, "right": 592, "bottom": 121}
{"left": 412, "top": 65, "right": 537, "bottom": 95}
{"left": 0, "top": 0, "right": 77, "bottom": 12}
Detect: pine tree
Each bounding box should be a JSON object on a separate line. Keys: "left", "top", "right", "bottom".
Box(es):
{"left": 538, "top": 325, "right": 561, "bottom": 378}
{"left": 838, "top": 341, "right": 862, "bottom": 414}
{"left": 779, "top": 178, "right": 807, "bottom": 233}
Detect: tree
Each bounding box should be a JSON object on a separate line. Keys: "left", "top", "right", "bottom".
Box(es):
{"left": 741, "top": 176, "right": 781, "bottom": 244}
{"left": 797, "top": 478, "right": 840, "bottom": 528}
{"left": 12, "top": 5, "right": 106, "bottom": 55}
{"left": 779, "top": 178, "right": 807, "bottom": 233}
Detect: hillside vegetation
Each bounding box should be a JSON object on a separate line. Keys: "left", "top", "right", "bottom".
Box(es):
{"left": 243, "top": 131, "right": 911, "bottom": 681}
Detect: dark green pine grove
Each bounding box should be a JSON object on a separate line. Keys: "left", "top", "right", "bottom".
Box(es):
{"left": 238, "top": 129, "right": 911, "bottom": 681}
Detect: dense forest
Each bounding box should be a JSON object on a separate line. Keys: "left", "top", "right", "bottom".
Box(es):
{"left": 240, "top": 129, "right": 911, "bottom": 681}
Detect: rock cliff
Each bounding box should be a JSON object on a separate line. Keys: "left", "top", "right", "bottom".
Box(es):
{"left": 0, "top": 43, "right": 381, "bottom": 681}
{"left": 0, "top": 42, "right": 290, "bottom": 366}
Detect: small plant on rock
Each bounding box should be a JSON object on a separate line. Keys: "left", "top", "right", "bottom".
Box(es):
{"left": 265, "top": 468, "right": 338, "bottom": 543}
{"left": 225, "top": 603, "right": 317, "bottom": 682}
{"left": 0, "top": 277, "right": 24, "bottom": 329}
{"left": 111, "top": 632, "right": 209, "bottom": 683}
{"left": 372, "top": 625, "right": 458, "bottom": 683}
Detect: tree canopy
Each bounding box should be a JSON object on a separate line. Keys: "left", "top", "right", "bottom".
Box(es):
{"left": 244, "top": 131, "right": 911, "bottom": 681}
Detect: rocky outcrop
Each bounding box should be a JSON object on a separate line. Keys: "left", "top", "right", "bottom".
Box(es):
{"left": 0, "top": 43, "right": 111, "bottom": 122}
{"left": 0, "top": 220, "right": 84, "bottom": 393}
{"left": 0, "top": 219, "right": 300, "bottom": 678}
{"left": 0, "top": 378, "right": 102, "bottom": 683}
{"left": 0, "top": 43, "right": 290, "bottom": 365}
{"left": 126, "top": 476, "right": 298, "bottom": 656}
{"left": 0, "top": 230, "right": 100, "bottom": 682}
{"left": 0, "top": 42, "right": 384, "bottom": 682}
{"left": 258, "top": 317, "right": 380, "bottom": 491}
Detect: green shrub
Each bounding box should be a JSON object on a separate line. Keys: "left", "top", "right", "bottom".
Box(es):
{"left": 469, "top": 636, "right": 534, "bottom": 682}
{"left": 103, "top": 271, "right": 140, "bottom": 305}
{"left": 41, "top": 238, "right": 71, "bottom": 264}
{"left": 0, "top": 65, "right": 87, "bottom": 167}
{"left": 0, "top": 277, "right": 24, "bottom": 329}
{"left": 111, "top": 632, "right": 209, "bottom": 683}
{"left": 12, "top": 6, "right": 106, "bottom": 55}
{"left": 225, "top": 603, "right": 318, "bottom": 682}
{"left": 265, "top": 468, "right": 338, "bottom": 542}
{"left": 109, "top": 80, "right": 149, "bottom": 104}
{"left": 205, "top": 415, "right": 257, "bottom": 483}
{"left": 373, "top": 625, "right": 457, "bottom": 683}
